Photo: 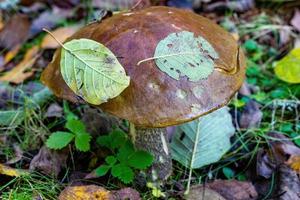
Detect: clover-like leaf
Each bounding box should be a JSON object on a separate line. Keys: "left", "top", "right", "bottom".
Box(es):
{"left": 153, "top": 31, "right": 219, "bottom": 82}
{"left": 60, "top": 38, "right": 130, "bottom": 105}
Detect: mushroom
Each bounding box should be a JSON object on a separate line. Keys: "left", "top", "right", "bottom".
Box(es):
{"left": 41, "top": 6, "right": 246, "bottom": 181}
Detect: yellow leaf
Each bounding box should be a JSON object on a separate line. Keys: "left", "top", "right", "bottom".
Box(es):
{"left": 286, "top": 155, "right": 300, "bottom": 173}
{"left": 4, "top": 45, "right": 20, "bottom": 64}
{"left": 58, "top": 185, "right": 111, "bottom": 200}
{"left": 0, "top": 163, "right": 28, "bottom": 177}
{"left": 41, "top": 26, "right": 80, "bottom": 49}
{"left": 0, "top": 45, "right": 40, "bottom": 84}
{"left": 274, "top": 48, "right": 300, "bottom": 83}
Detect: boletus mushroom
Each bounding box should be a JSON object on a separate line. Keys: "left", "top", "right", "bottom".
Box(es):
{"left": 41, "top": 6, "right": 246, "bottom": 182}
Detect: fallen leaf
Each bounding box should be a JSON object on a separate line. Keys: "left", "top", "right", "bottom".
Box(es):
{"left": 286, "top": 155, "right": 300, "bottom": 174}
{"left": 0, "top": 163, "right": 28, "bottom": 177}
{"left": 5, "top": 144, "right": 23, "bottom": 164}
{"left": 205, "top": 180, "right": 258, "bottom": 200}
{"left": 92, "top": 0, "right": 151, "bottom": 11}
{"left": 0, "top": 14, "right": 30, "bottom": 50}
{"left": 188, "top": 186, "right": 226, "bottom": 200}
{"left": 277, "top": 165, "right": 300, "bottom": 200}
{"left": 45, "top": 0, "right": 80, "bottom": 9}
{"left": 59, "top": 38, "right": 130, "bottom": 105}
{"left": 45, "top": 103, "right": 63, "bottom": 118}
{"left": 239, "top": 99, "right": 263, "bottom": 129}
{"left": 291, "top": 9, "right": 300, "bottom": 32}
{"left": 30, "top": 146, "right": 68, "bottom": 177}
{"left": 29, "top": 7, "right": 74, "bottom": 37}
{"left": 256, "top": 149, "right": 275, "bottom": 178}
{"left": 58, "top": 185, "right": 111, "bottom": 200}
{"left": 3, "top": 45, "right": 21, "bottom": 64}
{"left": 0, "top": 45, "right": 40, "bottom": 84}
{"left": 274, "top": 48, "right": 300, "bottom": 84}
{"left": 0, "top": 11, "right": 3, "bottom": 31}
{"left": 41, "top": 26, "right": 80, "bottom": 49}
{"left": 111, "top": 188, "right": 141, "bottom": 200}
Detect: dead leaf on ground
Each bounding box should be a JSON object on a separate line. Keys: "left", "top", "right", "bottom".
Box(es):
{"left": 45, "top": 103, "right": 63, "bottom": 118}
{"left": 188, "top": 186, "right": 226, "bottom": 200}
{"left": 0, "top": 163, "right": 28, "bottom": 177}
{"left": 111, "top": 188, "right": 141, "bottom": 200}
{"left": 208, "top": 180, "right": 257, "bottom": 200}
{"left": 0, "top": 11, "right": 3, "bottom": 31}
{"left": 291, "top": 9, "right": 300, "bottom": 32}
{"left": 0, "top": 45, "right": 40, "bottom": 84}
{"left": 239, "top": 99, "right": 263, "bottom": 129}
{"left": 29, "top": 146, "right": 68, "bottom": 177}
{"left": 41, "top": 26, "right": 80, "bottom": 49}
{"left": 277, "top": 164, "right": 300, "bottom": 200}
{"left": 58, "top": 185, "right": 111, "bottom": 200}
{"left": 0, "top": 14, "right": 30, "bottom": 50}
{"left": 188, "top": 180, "right": 257, "bottom": 200}
{"left": 29, "top": 7, "right": 74, "bottom": 37}
{"left": 286, "top": 155, "right": 300, "bottom": 174}
{"left": 5, "top": 144, "right": 23, "bottom": 165}
{"left": 92, "top": 0, "right": 151, "bottom": 11}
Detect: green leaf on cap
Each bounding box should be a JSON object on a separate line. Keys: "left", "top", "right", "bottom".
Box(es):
{"left": 60, "top": 38, "right": 130, "bottom": 105}
{"left": 153, "top": 31, "right": 219, "bottom": 82}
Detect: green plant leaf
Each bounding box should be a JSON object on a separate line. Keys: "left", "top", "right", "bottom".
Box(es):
{"left": 127, "top": 151, "right": 153, "bottom": 170}
{"left": 274, "top": 48, "right": 300, "bottom": 83}
{"left": 65, "top": 118, "right": 86, "bottom": 133}
{"left": 110, "top": 129, "right": 127, "bottom": 149}
{"left": 96, "top": 135, "right": 111, "bottom": 148}
{"left": 60, "top": 38, "right": 130, "bottom": 105}
{"left": 111, "top": 163, "right": 134, "bottom": 184}
{"left": 171, "top": 107, "right": 235, "bottom": 169}
{"left": 46, "top": 131, "right": 74, "bottom": 150}
{"left": 105, "top": 156, "right": 117, "bottom": 166}
{"left": 74, "top": 132, "right": 91, "bottom": 152}
{"left": 117, "top": 141, "right": 135, "bottom": 163}
{"left": 222, "top": 167, "right": 235, "bottom": 179}
{"left": 95, "top": 165, "right": 111, "bottom": 176}
{"left": 152, "top": 31, "right": 218, "bottom": 82}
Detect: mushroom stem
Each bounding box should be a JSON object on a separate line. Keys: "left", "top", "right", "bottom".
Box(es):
{"left": 131, "top": 126, "right": 172, "bottom": 181}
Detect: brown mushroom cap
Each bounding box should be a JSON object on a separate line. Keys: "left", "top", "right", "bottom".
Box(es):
{"left": 41, "top": 6, "right": 246, "bottom": 128}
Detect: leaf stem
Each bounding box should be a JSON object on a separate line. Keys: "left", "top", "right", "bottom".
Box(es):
{"left": 185, "top": 121, "right": 201, "bottom": 195}
{"left": 137, "top": 52, "right": 197, "bottom": 66}
{"left": 42, "top": 28, "right": 66, "bottom": 48}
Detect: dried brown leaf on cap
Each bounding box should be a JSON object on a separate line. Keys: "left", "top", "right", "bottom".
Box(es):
{"left": 0, "top": 45, "right": 40, "bottom": 84}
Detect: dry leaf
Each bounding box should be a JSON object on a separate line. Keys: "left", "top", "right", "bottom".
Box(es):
{"left": 188, "top": 186, "right": 226, "bottom": 200}
{"left": 206, "top": 180, "right": 258, "bottom": 200}
{"left": 4, "top": 45, "right": 21, "bottom": 64}
{"left": 30, "top": 146, "right": 68, "bottom": 177}
{"left": 277, "top": 165, "right": 300, "bottom": 200}
{"left": 0, "top": 45, "right": 40, "bottom": 84}
{"left": 0, "top": 163, "right": 28, "bottom": 177}
{"left": 58, "top": 185, "right": 111, "bottom": 200}
{"left": 0, "top": 14, "right": 30, "bottom": 50}
{"left": 286, "top": 155, "right": 300, "bottom": 173}
{"left": 0, "top": 12, "right": 3, "bottom": 31}
{"left": 239, "top": 99, "right": 262, "bottom": 129}
{"left": 41, "top": 26, "right": 80, "bottom": 49}
{"left": 291, "top": 9, "right": 300, "bottom": 32}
